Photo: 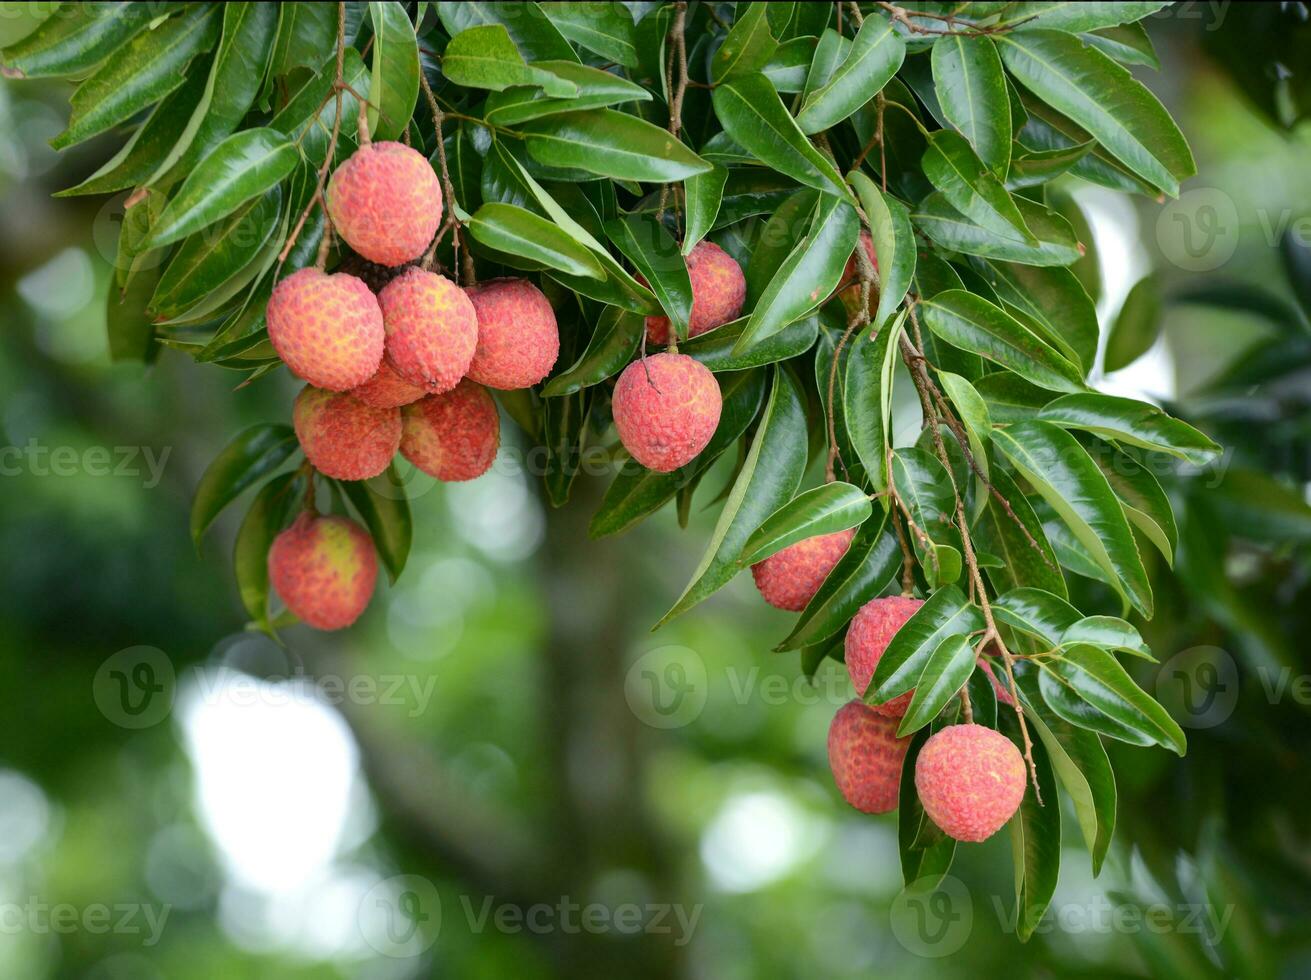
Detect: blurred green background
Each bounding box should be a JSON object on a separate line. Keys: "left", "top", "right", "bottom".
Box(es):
{"left": 3, "top": 6, "right": 1311, "bottom": 978}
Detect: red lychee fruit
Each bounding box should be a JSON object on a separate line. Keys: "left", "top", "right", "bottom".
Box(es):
{"left": 376, "top": 267, "right": 477, "bottom": 393}
{"left": 845, "top": 595, "right": 924, "bottom": 716}
{"left": 400, "top": 379, "right": 500, "bottom": 481}
{"left": 464, "top": 278, "right": 560, "bottom": 390}
{"left": 350, "top": 359, "right": 427, "bottom": 409}
{"left": 293, "top": 385, "right": 401, "bottom": 481}
{"left": 611, "top": 352, "right": 722, "bottom": 473}
{"left": 326, "top": 141, "right": 442, "bottom": 266}
{"left": 836, "top": 230, "right": 880, "bottom": 320}
{"left": 644, "top": 241, "right": 746, "bottom": 346}
{"left": 269, "top": 512, "right": 378, "bottom": 631}
{"left": 751, "top": 528, "right": 856, "bottom": 612}
{"left": 266, "top": 268, "right": 384, "bottom": 392}
{"left": 828, "top": 699, "right": 911, "bottom": 814}
{"left": 914, "top": 723, "right": 1027, "bottom": 841}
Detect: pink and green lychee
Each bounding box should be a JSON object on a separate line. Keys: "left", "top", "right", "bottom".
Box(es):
{"left": 845, "top": 595, "right": 924, "bottom": 716}
{"left": 326, "top": 141, "right": 442, "bottom": 267}
{"left": 266, "top": 268, "right": 384, "bottom": 392}
{"left": 752, "top": 528, "right": 856, "bottom": 611}
{"left": 914, "top": 723, "right": 1026, "bottom": 841}
{"left": 611, "top": 352, "right": 721, "bottom": 473}
{"left": 350, "top": 359, "right": 427, "bottom": 410}
{"left": 377, "top": 267, "right": 477, "bottom": 393}
{"left": 465, "top": 278, "right": 560, "bottom": 390}
{"left": 269, "top": 512, "right": 378, "bottom": 631}
{"left": 828, "top": 699, "right": 910, "bottom": 814}
{"left": 400, "top": 379, "right": 500, "bottom": 482}
{"left": 293, "top": 385, "right": 401, "bottom": 481}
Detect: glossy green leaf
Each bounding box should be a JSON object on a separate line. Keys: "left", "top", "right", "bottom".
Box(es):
{"left": 234, "top": 471, "right": 304, "bottom": 630}
{"left": 745, "top": 189, "right": 815, "bottom": 303}
{"left": 604, "top": 214, "right": 693, "bottom": 335}
{"left": 921, "top": 290, "right": 1084, "bottom": 393}
{"left": 800, "top": 28, "right": 849, "bottom": 106}
{"left": 467, "top": 202, "right": 606, "bottom": 279}
{"left": 1039, "top": 392, "right": 1221, "bottom": 465}
{"left": 974, "top": 371, "right": 1056, "bottom": 423}
{"left": 711, "top": 1, "right": 777, "bottom": 82}
{"left": 923, "top": 129, "right": 1036, "bottom": 245}
{"left": 993, "top": 587, "right": 1082, "bottom": 645}
{"left": 683, "top": 314, "right": 818, "bottom": 373}
{"left": 997, "top": 30, "right": 1194, "bottom": 197}
{"left": 738, "top": 483, "right": 871, "bottom": 568}
{"left": 1062, "top": 616, "right": 1151, "bottom": 659}
{"left": 442, "top": 24, "right": 576, "bottom": 97}
{"left": 1001, "top": 708, "right": 1060, "bottom": 942}
{"left": 339, "top": 467, "right": 412, "bottom": 583}
{"left": 682, "top": 165, "right": 727, "bottom": 256}
{"left": 761, "top": 35, "right": 815, "bottom": 93}
{"left": 796, "top": 12, "right": 904, "bottom": 134}
{"left": 543, "top": 2, "right": 638, "bottom": 67}
{"left": 976, "top": 462, "right": 1066, "bottom": 597}
{"left": 542, "top": 306, "right": 642, "bottom": 397}
{"left": 51, "top": 4, "right": 220, "bottom": 150}
{"left": 867, "top": 586, "right": 984, "bottom": 708}
{"left": 898, "top": 634, "right": 977, "bottom": 736}
{"left": 845, "top": 312, "right": 903, "bottom": 494}
{"left": 1006, "top": 142, "right": 1093, "bottom": 189}
{"left": 656, "top": 367, "right": 808, "bottom": 626}
{"left": 367, "top": 1, "right": 419, "bottom": 140}
{"left": 436, "top": 1, "right": 578, "bottom": 63}
{"left": 937, "top": 371, "right": 992, "bottom": 480}
{"left": 1085, "top": 21, "right": 1159, "bottom": 69}
{"left": 106, "top": 199, "right": 165, "bottom": 363}
{"left": 483, "top": 60, "right": 650, "bottom": 124}
{"left": 266, "top": 2, "right": 338, "bottom": 84}
{"left": 711, "top": 72, "right": 851, "bottom": 200}
{"left": 932, "top": 34, "right": 1010, "bottom": 174}
{"left": 999, "top": 2, "right": 1170, "bottom": 33}
{"left": 0, "top": 1, "right": 60, "bottom": 49}
{"left": 267, "top": 48, "right": 369, "bottom": 168}
{"left": 524, "top": 109, "right": 710, "bottom": 181}
{"left": 1091, "top": 447, "right": 1178, "bottom": 565}
{"left": 893, "top": 447, "right": 961, "bottom": 585}
{"left": 1, "top": 1, "right": 160, "bottom": 78}
{"left": 847, "top": 171, "right": 915, "bottom": 329}
{"left": 142, "top": 128, "right": 298, "bottom": 250}
{"left": 913, "top": 192, "right": 1081, "bottom": 266}
{"left": 992, "top": 421, "right": 1153, "bottom": 616}
{"left": 190, "top": 424, "right": 298, "bottom": 547}
{"left": 973, "top": 260, "right": 1098, "bottom": 375}
{"left": 1104, "top": 273, "right": 1161, "bottom": 372}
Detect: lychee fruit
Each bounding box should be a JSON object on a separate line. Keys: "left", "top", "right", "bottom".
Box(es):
{"left": 269, "top": 512, "right": 378, "bottom": 631}
{"left": 351, "top": 359, "right": 427, "bottom": 409}
{"left": 611, "top": 352, "right": 722, "bottom": 473}
{"left": 751, "top": 528, "right": 856, "bottom": 611}
{"left": 267, "top": 267, "right": 384, "bottom": 392}
{"left": 376, "top": 267, "right": 477, "bottom": 393}
{"left": 293, "top": 385, "right": 401, "bottom": 481}
{"left": 845, "top": 595, "right": 924, "bottom": 716}
{"left": 326, "top": 141, "right": 442, "bottom": 266}
{"left": 828, "top": 699, "right": 911, "bottom": 814}
{"left": 464, "top": 278, "right": 559, "bottom": 389}
{"left": 644, "top": 241, "right": 746, "bottom": 346}
{"left": 836, "top": 230, "right": 880, "bottom": 320}
{"left": 400, "top": 379, "right": 500, "bottom": 481}
{"left": 914, "top": 723, "right": 1027, "bottom": 841}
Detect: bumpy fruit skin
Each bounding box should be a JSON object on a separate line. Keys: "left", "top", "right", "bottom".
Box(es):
{"left": 400, "top": 379, "right": 500, "bottom": 481}
{"left": 376, "top": 268, "right": 477, "bottom": 393}
{"left": 293, "top": 386, "right": 401, "bottom": 481}
{"left": 914, "top": 723, "right": 1026, "bottom": 842}
{"left": 465, "top": 278, "right": 560, "bottom": 389}
{"left": 828, "top": 699, "right": 911, "bottom": 814}
{"left": 612, "top": 353, "right": 722, "bottom": 473}
{"left": 351, "top": 359, "right": 426, "bottom": 409}
{"left": 269, "top": 512, "right": 378, "bottom": 631}
{"left": 645, "top": 241, "right": 746, "bottom": 345}
{"left": 326, "top": 141, "right": 442, "bottom": 266}
{"left": 836, "top": 230, "right": 880, "bottom": 319}
{"left": 845, "top": 595, "right": 924, "bottom": 716}
{"left": 752, "top": 528, "right": 856, "bottom": 611}
{"left": 267, "top": 268, "right": 384, "bottom": 392}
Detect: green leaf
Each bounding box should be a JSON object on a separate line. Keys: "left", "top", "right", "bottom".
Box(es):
{"left": 711, "top": 1, "right": 777, "bottom": 82}
{"left": 921, "top": 290, "right": 1084, "bottom": 393}
{"left": 467, "top": 202, "right": 606, "bottom": 279}
{"left": 442, "top": 24, "right": 576, "bottom": 97}
{"left": 974, "top": 371, "right": 1056, "bottom": 423}
{"left": 796, "top": 12, "right": 904, "bottom": 134}
{"left": 268, "top": 48, "right": 369, "bottom": 168}
{"left": 682, "top": 165, "right": 727, "bottom": 256}
{"left": 937, "top": 371, "right": 991, "bottom": 481}
{"left": 191, "top": 424, "right": 299, "bottom": 547}
{"left": 761, "top": 35, "right": 815, "bottom": 93}
{"left": 746, "top": 189, "right": 815, "bottom": 303}
{"left": 266, "top": 2, "right": 338, "bottom": 84}
{"left": 340, "top": 466, "right": 412, "bottom": 584}
{"left": 867, "top": 586, "right": 984, "bottom": 707}
{"left": 846, "top": 171, "right": 915, "bottom": 328}
{"left": 1039, "top": 644, "right": 1186, "bottom": 754}
{"left": 367, "top": 1, "right": 419, "bottom": 141}
{"left": 777, "top": 512, "right": 901, "bottom": 651}
{"left": 1000, "top": 2, "right": 1170, "bottom": 33}
{"left": 993, "top": 587, "right": 1082, "bottom": 645}
{"left": 50, "top": 4, "right": 220, "bottom": 150}
{"left": 437, "top": 1, "right": 578, "bottom": 63}
{"left": 711, "top": 72, "right": 851, "bottom": 200}
{"left": 913, "top": 192, "right": 1081, "bottom": 266}
{"left": 149, "top": 186, "right": 282, "bottom": 320}
{"left": 975, "top": 462, "right": 1066, "bottom": 597}
{"left": 483, "top": 60, "right": 650, "bottom": 124}
{"left": 1006, "top": 142, "right": 1093, "bottom": 189}
{"left": 0, "top": 1, "right": 160, "bottom": 78}
{"left": 736, "top": 194, "right": 859, "bottom": 354}
{"left": 234, "top": 471, "right": 304, "bottom": 630}
{"left": 800, "top": 28, "right": 848, "bottom": 106}
{"left": 1104, "top": 273, "right": 1161, "bottom": 371}
{"left": 922, "top": 129, "right": 1036, "bottom": 245}
{"left": 844, "top": 312, "right": 903, "bottom": 494}
{"left": 931, "top": 35, "right": 1010, "bottom": 174}
{"left": 992, "top": 421, "right": 1153, "bottom": 617}
{"left": 893, "top": 448, "right": 960, "bottom": 586}
{"left": 524, "top": 109, "right": 711, "bottom": 181}
{"left": 106, "top": 200, "right": 166, "bottom": 363}
{"left": 590, "top": 370, "right": 765, "bottom": 537}
{"left": 142, "top": 128, "right": 298, "bottom": 251}
{"left": 738, "top": 483, "right": 871, "bottom": 568}
{"left": 604, "top": 214, "right": 693, "bottom": 335}
{"left": 542, "top": 306, "right": 642, "bottom": 397}
{"left": 972, "top": 260, "right": 1098, "bottom": 375}
{"left": 1000, "top": 708, "right": 1061, "bottom": 942}
{"left": 898, "top": 634, "right": 977, "bottom": 736}
{"left": 1038, "top": 392, "right": 1221, "bottom": 465}
{"left": 0, "top": 1, "right": 60, "bottom": 49}
{"left": 1085, "top": 21, "right": 1159, "bottom": 69}
{"left": 684, "top": 313, "right": 818, "bottom": 373}
{"left": 656, "top": 367, "right": 808, "bottom": 626}
{"left": 1062, "top": 616, "right": 1151, "bottom": 659}
{"left": 541, "top": 388, "right": 592, "bottom": 507}
{"left": 1091, "top": 447, "right": 1178, "bottom": 566}
{"left": 542, "top": 2, "right": 638, "bottom": 68}
{"left": 997, "top": 30, "right": 1194, "bottom": 197}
